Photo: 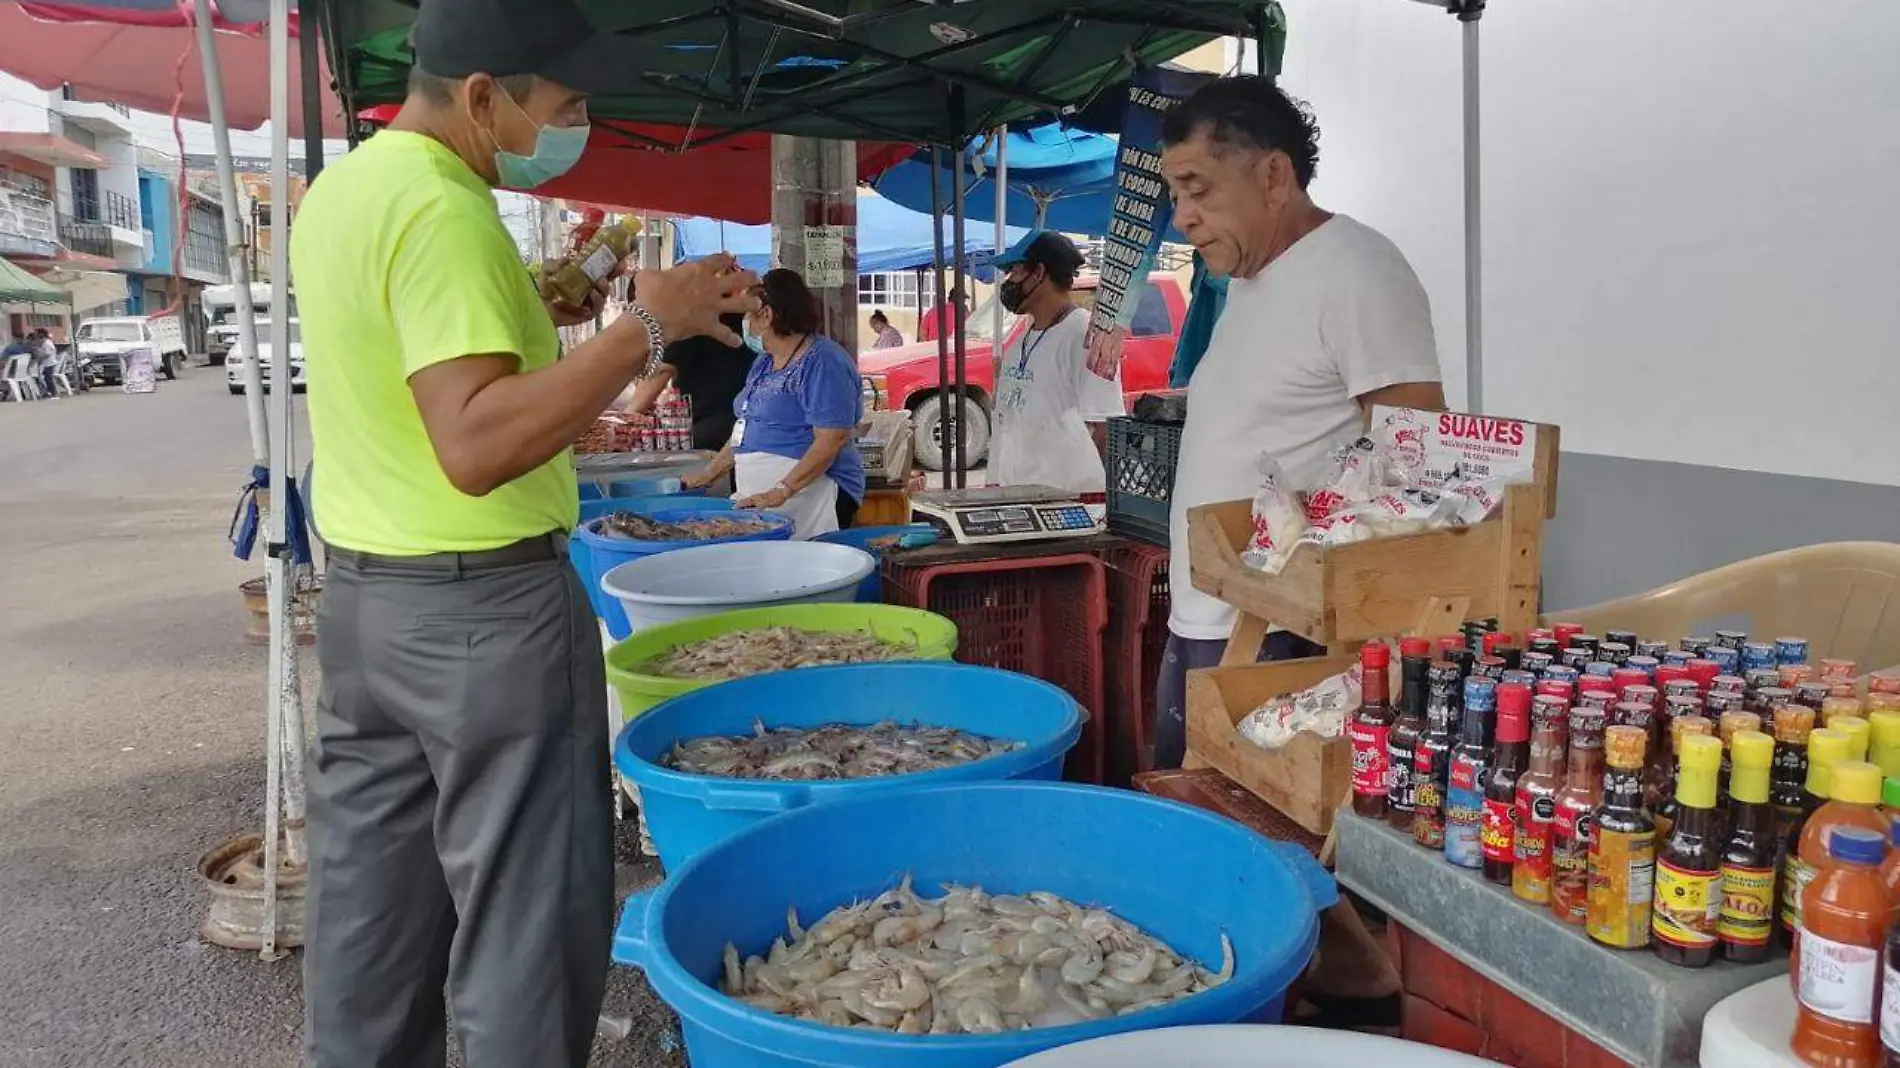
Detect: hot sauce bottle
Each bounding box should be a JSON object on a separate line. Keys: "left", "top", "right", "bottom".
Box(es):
{"left": 1552, "top": 707, "right": 1607, "bottom": 927}
{"left": 1387, "top": 638, "right": 1433, "bottom": 834}
{"left": 1656, "top": 715, "right": 1715, "bottom": 842}
{"left": 1652, "top": 734, "right": 1723, "bottom": 967}
{"left": 1350, "top": 642, "right": 1394, "bottom": 820}
{"left": 1587, "top": 725, "right": 1656, "bottom": 949}
{"left": 1482, "top": 683, "right": 1533, "bottom": 886}
{"left": 1867, "top": 710, "right": 1900, "bottom": 782}
{"left": 1411, "top": 660, "right": 1463, "bottom": 851}
{"left": 1781, "top": 728, "right": 1853, "bottom": 950}
{"left": 1445, "top": 677, "right": 1497, "bottom": 870}
{"left": 1772, "top": 704, "right": 1818, "bottom": 849}
{"left": 1881, "top": 818, "right": 1900, "bottom": 1067}
{"left": 1718, "top": 729, "right": 1777, "bottom": 963}
{"left": 1793, "top": 760, "right": 1888, "bottom": 974}
{"left": 1835, "top": 715, "right": 1872, "bottom": 763}
{"left": 1793, "top": 826, "right": 1888, "bottom": 1068}
{"left": 1715, "top": 710, "right": 1762, "bottom": 843}
{"left": 1513, "top": 694, "right": 1570, "bottom": 904}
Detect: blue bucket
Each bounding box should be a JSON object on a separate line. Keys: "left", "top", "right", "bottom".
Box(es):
{"left": 569, "top": 508, "right": 792, "bottom": 639}
{"left": 812, "top": 524, "right": 939, "bottom": 601}
{"left": 577, "top": 492, "right": 725, "bottom": 528}
{"left": 613, "top": 781, "right": 1336, "bottom": 1068}
{"left": 615, "top": 662, "right": 1084, "bottom": 868}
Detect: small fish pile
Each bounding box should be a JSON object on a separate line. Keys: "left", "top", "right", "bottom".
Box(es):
{"left": 644, "top": 626, "right": 914, "bottom": 681}
{"left": 593, "top": 512, "right": 777, "bottom": 541}
{"left": 665, "top": 720, "right": 1020, "bottom": 781}
{"left": 721, "top": 876, "right": 1233, "bottom": 1034}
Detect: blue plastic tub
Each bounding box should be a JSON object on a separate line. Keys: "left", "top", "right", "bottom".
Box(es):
{"left": 577, "top": 492, "right": 724, "bottom": 527}
{"left": 813, "top": 523, "right": 939, "bottom": 601}
{"left": 613, "top": 781, "right": 1336, "bottom": 1068}
{"left": 614, "top": 662, "right": 1084, "bottom": 869}
{"left": 579, "top": 474, "right": 684, "bottom": 502}
{"left": 569, "top": 509, "right": 792, "bottom": 639}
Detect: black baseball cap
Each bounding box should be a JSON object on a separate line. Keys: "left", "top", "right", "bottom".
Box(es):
{"left": 995, "top": 230, "right": 1085, "bottom": 275}
{"left": 411, "top": 0, "right": 640, "bottom": 95}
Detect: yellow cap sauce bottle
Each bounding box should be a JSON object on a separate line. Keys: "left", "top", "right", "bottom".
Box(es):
{"left": 1653, "top": 733, "right": 1724, "bottom": 967}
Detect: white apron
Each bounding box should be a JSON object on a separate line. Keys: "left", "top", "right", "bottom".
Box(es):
{"left": 734, "top": 450, "right": 839, "bottom": 541}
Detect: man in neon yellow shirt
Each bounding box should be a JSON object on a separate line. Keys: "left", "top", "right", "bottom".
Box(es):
{"left": 290, "top": 1, "right": 755, "bottom": 1063}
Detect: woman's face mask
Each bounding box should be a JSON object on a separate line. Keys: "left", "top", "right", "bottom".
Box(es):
{"left": 742, "top": 310, "right": 768, "bottom": 354}
{"left": 484, "top": 88, "right": 588, "bottom": 189}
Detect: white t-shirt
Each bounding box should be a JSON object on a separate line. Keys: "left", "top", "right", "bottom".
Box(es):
{"left": 1168, "top": 214, "right": 1442, "bottom": 640}
{"left": 988, "top": 306, "right": 1125, "bottom": 494}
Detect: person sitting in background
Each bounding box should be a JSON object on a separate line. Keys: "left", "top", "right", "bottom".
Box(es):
{"left": 986, "top": 231, "right": 1125, "bottom": 494}
{"left": 683, "top": 268, "right": 865, "bottom": 538}
{"left": 619, "top": 311, "right": 752, "bottom": 450}
{"left": 868, "top": 309, "right": 905, "bottom": 349}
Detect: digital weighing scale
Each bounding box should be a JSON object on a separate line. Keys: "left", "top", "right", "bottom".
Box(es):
{"left": 910, "top": 485, "right": 1101, "bottom": 545}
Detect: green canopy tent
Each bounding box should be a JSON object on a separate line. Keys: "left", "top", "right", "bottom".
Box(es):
{"left": 0, "top": 257, "right": 71, "bottom": 308}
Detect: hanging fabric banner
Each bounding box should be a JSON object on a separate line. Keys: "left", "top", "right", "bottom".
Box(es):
{"left": 1084, "top": 65, "right": 1212, "bottom": 371}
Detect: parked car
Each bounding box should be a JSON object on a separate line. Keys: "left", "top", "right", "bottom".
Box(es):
{"left": 74, "top": 315, "right": 187, "bottom": 385}
{"left": 857, "top": 273, "right": 1189, "bottom": 470}
{"left": 225, "top": 319, "right": 305, "bottom": 394}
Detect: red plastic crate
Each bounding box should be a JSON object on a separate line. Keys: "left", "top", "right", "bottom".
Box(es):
{"left": 882, "top": 554, "right": 1108, "bottom": 784}
{"left": 1097, "top": 541, "right": 1171, "bottom": 785}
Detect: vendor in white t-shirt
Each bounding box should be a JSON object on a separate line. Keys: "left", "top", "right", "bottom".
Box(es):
{"left": 1152, "top": 72, "right": 1446, "bottom": 1032}
{"left": 1152, "top": 75, "right": 1446, "bottom": 771}
{"left": 986, "top": 231, "right": 1125, "bottom": 494}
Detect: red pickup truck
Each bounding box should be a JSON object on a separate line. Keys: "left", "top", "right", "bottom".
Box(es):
{"left": 858, "top": 273, "right": 1189, "bottom": 471}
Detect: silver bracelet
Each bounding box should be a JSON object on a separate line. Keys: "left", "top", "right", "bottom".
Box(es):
{"left": 628, "top": 304, "right": 666, "bottom": 378}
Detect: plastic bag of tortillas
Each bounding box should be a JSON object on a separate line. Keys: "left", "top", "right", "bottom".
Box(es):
{"left": 1241, "top": 455, "right": 1306, "bottom": 575}
{"left": 1238, "top": 662, "right": 1364, "bottom": 749}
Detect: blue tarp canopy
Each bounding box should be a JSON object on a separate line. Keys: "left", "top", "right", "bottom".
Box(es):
{"left": 671, "top": 193, "right": 1030, "bottom": 276}
{"left": 874, "top": 124, "right": 1125, "bottom": 235}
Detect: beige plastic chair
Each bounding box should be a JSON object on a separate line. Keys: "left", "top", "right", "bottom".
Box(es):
{"left": 1547, "top": 542, "right": 1900, "bottom": 674}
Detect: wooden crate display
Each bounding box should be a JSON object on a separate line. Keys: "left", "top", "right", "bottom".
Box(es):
{"left": 1185, "top": 652, "right": 1361, "bottom": 835}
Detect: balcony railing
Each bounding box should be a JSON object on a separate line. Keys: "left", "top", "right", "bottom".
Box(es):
{"left": 58, "top": 213, "right": 114, "bottom": 259}
{"left": 0, "top": 188, "right": 57, "bottom": 245}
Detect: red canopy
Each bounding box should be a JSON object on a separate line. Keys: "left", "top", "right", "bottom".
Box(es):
{"left": 0, "top": 2, "right": 345, "bottom": 137}
{"left": 358, "top": 107, "right": 914, "bottom": 223}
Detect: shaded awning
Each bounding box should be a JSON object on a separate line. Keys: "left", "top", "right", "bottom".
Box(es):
{"left": 42, "top": 268, "right": 128, "bottom": 313}
{"left": 672, "top": 193, "right": 1031, "bottom": 274}
{"left": 326, "top": 0, "right": 1272, "bottom": 146}
{"left": 0, "top": 2, "right": 344, "bottom": 137}
{"left": 0, "top": 257, "right": 70, "bottom": 305}
{"left": 0, "top": 131, "right": 110, "bottom": 169}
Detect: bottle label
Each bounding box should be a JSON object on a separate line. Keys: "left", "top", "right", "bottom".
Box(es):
{"left": 1797, "top": 929, "right": 1879, "bottom": 1025}
{"left": 1513, "top": 791, "right": 1555, "bottom": 902}
{"left": 1350, "top": 722, "right": 1390, "bottom": 799}
{"left": 1716, "top": 864, "right": 1775, "bottom": 947}
{"left": 1386, "top": 737, "right": 1415, "bottom": 812}
{"left": 1444, "top": 757, "right": 1485, "bottom": 868}
{"left": 1550, "top": 808, "right": 1594, "bottom": 925}
{"left": 579, "top": 243, "right": 619, "bottom": 285}
{"left": 1481, "top": 797, "right": 1516, "bottom": 864}
{"left": 1882, "top": 962, "right": 1900, "bottom": 1051}
{"left": 1411, "top": 750, "right": 1445, "bottom": 848}
{"left": 1781, "top": 856, "right": 1817, "bottom": 932}
{"left": 1586, "top": 827, "right": 1655, "bottom": 948}
{"left": 1651, "top": 860, "right": 1721, "bottom": 949}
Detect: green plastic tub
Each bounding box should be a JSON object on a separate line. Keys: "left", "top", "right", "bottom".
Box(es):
{"left": 603, "top": 603, "right": 958, "bottom": 721}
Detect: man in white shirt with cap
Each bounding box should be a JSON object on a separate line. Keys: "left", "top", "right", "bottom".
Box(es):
{"left": 986, "top": 230, "right": 1126, "bottom": 494}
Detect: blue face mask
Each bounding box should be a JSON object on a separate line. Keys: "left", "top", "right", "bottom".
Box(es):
{"left": 488, "top": 90, "right": 588, "bottom": 189}
{"left": 742, "top": 316, "right": 766, "bottom": 355}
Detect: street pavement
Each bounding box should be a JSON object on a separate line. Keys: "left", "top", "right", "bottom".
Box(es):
{"left": 0, "top": 369, "right": 682, "bottom": 1067}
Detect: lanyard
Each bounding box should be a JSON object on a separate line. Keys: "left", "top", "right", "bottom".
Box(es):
{"left": 1013, "top": 305, "right": 1074, "bottom": 376}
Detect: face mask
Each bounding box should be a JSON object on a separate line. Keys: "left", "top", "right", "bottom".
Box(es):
{"left": 486, "top": 89, "right": 588, "bottom": 189}
{"left": 999, "top": 270, "right": 1040, "bottom": 314}
{"left": 741, "top": 316, "right": 766, "bottom": 355}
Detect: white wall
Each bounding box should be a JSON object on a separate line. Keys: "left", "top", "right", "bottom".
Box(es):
{"left": 0, "top": 73, "right": 53, "bottom": 135}
{"left": 1241, "top": 0, "right": 1900, "bottom": 489}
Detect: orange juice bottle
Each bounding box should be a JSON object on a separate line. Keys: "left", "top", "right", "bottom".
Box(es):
{"left": 1792, "top": 826, "right": 1888, "bottom": 1068}
{"left": 1791, "top": 761, "right": 1889, "bottom": 986}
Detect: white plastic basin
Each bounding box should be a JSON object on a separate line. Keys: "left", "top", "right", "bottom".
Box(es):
{"left": 1002, "top": 1025, "right": 1501, "bottom": 1067}
{"left": 599, "top": 540, "right": 876, "bottom": 634}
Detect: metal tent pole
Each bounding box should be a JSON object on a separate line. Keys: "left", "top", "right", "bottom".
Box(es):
{"left": 1459, "top": 4, "right": 1484, "bottom": 412}
{"left": 192, "top": 0, "right": 267, "bottom": 466}
{"left": 298, "top": 0, "right": 325, "bottom": 181}
{"left": 992, "top": 125, "right": 1007, "bottom": 387}
{"left": 949, "top": 89, "right": 970, "bottom": 487}
{"left": 927, "top": 147, "right": 951, "bottom": 491}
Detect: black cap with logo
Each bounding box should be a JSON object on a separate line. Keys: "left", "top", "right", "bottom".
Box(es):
{"left": 410, "top": 0, "right": 639, "bottom": 94}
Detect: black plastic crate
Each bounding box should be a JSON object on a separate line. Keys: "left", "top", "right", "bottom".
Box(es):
{"left": 1105, "top": 416, "right": 1181, "bottom": 548}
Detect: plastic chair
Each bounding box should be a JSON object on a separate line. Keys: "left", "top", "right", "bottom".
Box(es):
{"left": 1, "top": 354, "right": 41, "bottom": 401}
{"left": 1548, "top": 541, "right": 1900, "bottom": 673}
{"left": 47, "top": 353, "right": 75, "bottom": 398}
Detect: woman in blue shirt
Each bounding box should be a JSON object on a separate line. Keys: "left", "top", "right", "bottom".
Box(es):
{"left": 683, "top": 269, "right": 864, "bottom": 539}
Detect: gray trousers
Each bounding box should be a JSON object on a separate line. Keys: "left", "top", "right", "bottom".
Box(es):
{"left": 305, "top": 549, "right": 613, "bottom": 1068}
{"left": 1152, "top": 630, "right": 1328, "bottom": 770}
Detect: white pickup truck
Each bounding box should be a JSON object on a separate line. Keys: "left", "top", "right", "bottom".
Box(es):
{"left": 74, "top": 315, "right": 187, "bottom": 384}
